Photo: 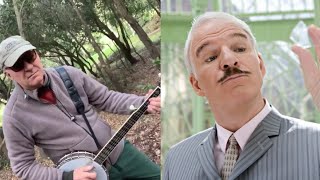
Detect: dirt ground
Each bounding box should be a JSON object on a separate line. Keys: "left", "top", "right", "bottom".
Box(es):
{"left": 0, "top": 48, "right": 161, "bottom": 179}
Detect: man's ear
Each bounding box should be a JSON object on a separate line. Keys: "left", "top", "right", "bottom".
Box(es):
{"left": 257, "top": 53, "right": 266, "bottom": 77}
{"left": 189, "top": 74, "right": 205, "bottom": 96}
{"left": 4, "top": 70, "right": 13, "bottom": 80}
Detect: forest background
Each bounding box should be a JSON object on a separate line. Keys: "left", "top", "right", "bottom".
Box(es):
{"left": 0, "top": 0, "right": 161, "bottom": 178}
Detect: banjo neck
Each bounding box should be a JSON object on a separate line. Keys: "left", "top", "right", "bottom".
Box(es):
{"left": 93, "top": 86, "right": 161, "bottom": 165}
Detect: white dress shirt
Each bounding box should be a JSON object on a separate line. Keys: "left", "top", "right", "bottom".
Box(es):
{"left": 214, "top": 100, "right": 272, "bottom": 173}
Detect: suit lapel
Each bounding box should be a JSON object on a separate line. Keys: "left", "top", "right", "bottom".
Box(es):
{"left": 197, "top": 127, "right": 221, "bottom": 179}
{"left": 229, "top": 109, "right": 281, "bottom": 179}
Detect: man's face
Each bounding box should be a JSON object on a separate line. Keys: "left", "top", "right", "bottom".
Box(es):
{"left": 4, "top": 50, "right": 45, "bottom": 90}
{"left": 188, "top": 20, "right": 266, "bottom": 109}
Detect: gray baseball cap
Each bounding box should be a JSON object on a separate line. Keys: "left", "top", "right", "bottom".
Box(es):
{"left": 0, "top": 36, "right": 36, "bottom": 69}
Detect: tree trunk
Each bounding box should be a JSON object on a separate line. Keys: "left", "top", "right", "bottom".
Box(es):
{"left": 12, "top": 0, "right": 25, "bottom": 38}
{"left": 66, "top": 31, "right": 101, "bottom": 77}
{"left": 69, "top": 0, "right": 122, "bottom": 91}
{"left": 0, "top": 78, "right": 9, "bottom": 101}
{"left": 147, "top": 0, "right": 160, "bottom": 16}
{"left": 0, "top": 128, "right": 8, "bottom": 162}
{"left": 155, "top": 0, "right": 160, "bottom": 9}
{"left": 111, "top": 0, "right": 160, "bottom": 60}
{"left": 93, "top": 12, "right": 139, "bottom": 65}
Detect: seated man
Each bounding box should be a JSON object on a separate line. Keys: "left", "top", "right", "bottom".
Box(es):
{"left": 163, "top": 12, "right": 320, "bottom": 180}
{"left": 0, "top": 35, "right": 160, "bottom": 180}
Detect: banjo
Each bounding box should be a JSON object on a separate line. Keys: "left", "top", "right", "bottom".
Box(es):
{"left": 57, "top": 86, "right": 161, "bottom": 179}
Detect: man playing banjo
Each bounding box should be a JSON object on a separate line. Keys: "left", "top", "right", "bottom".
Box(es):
{"left": 0, "top": 36, "right": 160, "bottom": 180}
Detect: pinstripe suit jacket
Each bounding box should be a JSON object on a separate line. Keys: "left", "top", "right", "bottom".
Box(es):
{"left": 163, "top": 108, "right": 320, "bottom": 180}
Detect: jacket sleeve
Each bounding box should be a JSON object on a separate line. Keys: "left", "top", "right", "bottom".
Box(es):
{"left": 65, "top": 66, "right": 145, "bottom": 115}
{"left": 3, "top": 115, "right": 64, "bottom": 180}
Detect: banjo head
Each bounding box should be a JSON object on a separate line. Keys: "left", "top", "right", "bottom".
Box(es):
{"left": 57, "top": 152, "right": 108, "bottom": 180}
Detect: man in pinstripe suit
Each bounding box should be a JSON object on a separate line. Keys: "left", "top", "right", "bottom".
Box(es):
{"left": 163, "top": 12, "right": 320, "bottom": 180}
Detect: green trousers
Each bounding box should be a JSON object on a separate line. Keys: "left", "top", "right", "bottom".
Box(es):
{"left": 109, "top": 141, "right": 160, "bottom": 180}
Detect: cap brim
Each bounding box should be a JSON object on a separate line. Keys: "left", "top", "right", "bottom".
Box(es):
{"left": 4, "top": 44, "right": 36, "bottom": 67}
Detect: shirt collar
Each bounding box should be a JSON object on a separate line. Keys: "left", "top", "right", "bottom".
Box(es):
{"left": 216, "top": 99, "right": 272, "bottom": 153}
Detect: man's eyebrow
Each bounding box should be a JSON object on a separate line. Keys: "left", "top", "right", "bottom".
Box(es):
{"left": 195, "top": 33, "right": 248, "bottom": 58}
{"left": 229, "top": 32, "right": 248, "bottom": 40}
{"left": 196, "top": 42, "right": 209, "bottom": 58}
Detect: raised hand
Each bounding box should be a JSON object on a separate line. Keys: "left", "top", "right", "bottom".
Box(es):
{"left": 292, "top": 25, "right": 320, "bottom": 110}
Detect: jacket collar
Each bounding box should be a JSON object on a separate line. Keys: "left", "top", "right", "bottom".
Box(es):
{"left": 197, "top": 127, "right": 221, "bottom": 179}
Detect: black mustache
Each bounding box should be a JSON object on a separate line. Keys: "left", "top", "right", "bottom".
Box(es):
{"left": 217, "top": 67, "right": 251, "bottom": 83}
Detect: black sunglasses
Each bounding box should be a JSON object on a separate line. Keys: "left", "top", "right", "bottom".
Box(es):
{"left": 9, "top": 50, "right": 36, "bottom": 72}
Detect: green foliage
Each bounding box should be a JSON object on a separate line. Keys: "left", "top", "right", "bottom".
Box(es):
{"left": 0, "top": 153, "right": 10, "bottom": 170}
{"left": 0, "top": 0, "right": 159, "bottom": 98}
{"left": 152, "top": 57, "right": 160, "bottom": 69}
{"left": 0, "top": 1, "right": 18, "bottom": 39}
{"left": 124, "top": 0, "right": 154, "bottom": 20}
{"left": 136, "top": 83, "right": 155, "bottom": 91}
{"left": 90, "top": 28, "right": 160, "bottom": 66}
{"left": 129, "top": 29, "right": 160, "bottom": 51}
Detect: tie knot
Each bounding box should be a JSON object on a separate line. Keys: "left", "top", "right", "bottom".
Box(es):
{"left": 229, "top": 134, "right": 237, "bottom": 146}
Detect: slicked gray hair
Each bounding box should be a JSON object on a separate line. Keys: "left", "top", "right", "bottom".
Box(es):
{"left": 184, "top": 12, "right": 257, "bottom": 74}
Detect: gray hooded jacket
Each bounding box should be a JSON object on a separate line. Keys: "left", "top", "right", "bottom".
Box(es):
{"left": 3, "top": 66, "right": 145, "bottom": 180}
